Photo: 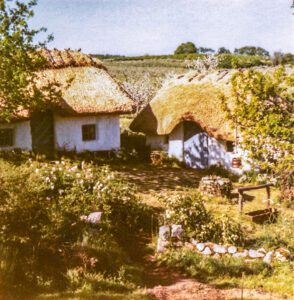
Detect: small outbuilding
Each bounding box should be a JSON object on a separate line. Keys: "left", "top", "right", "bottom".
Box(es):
{"left": 0, "top": 50, "right": 134, "bottom": 155}
{"left": 130, "top": 69, "right": 249, "bottom": 174}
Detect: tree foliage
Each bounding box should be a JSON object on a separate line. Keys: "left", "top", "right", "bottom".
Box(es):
{"left": 217, "top": 47, "right": 231, "bottom": 54}
{"left": 198, "top": 47, "right": 215, "bottom": 54}
{"left": 221, "top": 67, "right": 294, "bottom": 199}
{"left": 174, "top": 42, "right": 197, "bottom": 55}
{"left": 234, "top": 46, "right": 269, "bottom": 56}
{"left": 0, "top": 0, "right": 59, "bottom": 121}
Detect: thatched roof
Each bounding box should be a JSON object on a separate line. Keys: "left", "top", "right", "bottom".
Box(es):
{"left": 4, "top": 49, "right": 134, "bottom": 120}
{"left": 39, "top": 49, "right": 106, "bottom": 70}
{"left": 130, "top": 67, "right": 294, "bottom": 141}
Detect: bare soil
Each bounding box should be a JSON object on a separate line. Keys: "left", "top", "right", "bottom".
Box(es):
{"left": 143, "top": 255, "right": 283, "bottom": 300}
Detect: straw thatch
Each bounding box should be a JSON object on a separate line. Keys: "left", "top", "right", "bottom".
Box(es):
{"left": 4, "top": 49, "right": 134, "bottom": 120}
{"left": 130, "top": 67, "right": 294, "bottom": 141}
{"left": 38, "top": 49, "right": 106, "bottom": 70}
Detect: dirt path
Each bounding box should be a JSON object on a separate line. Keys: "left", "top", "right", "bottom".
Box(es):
{"left": 142, "top": 255, "right": 285, "bottom": 300}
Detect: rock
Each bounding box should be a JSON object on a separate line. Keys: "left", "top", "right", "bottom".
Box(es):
{"left": 159, "top": 226, "right": 170, "bottom": 241}
{"left": 173, "top": 241, "right": 183, "bottom": 248}
{"left": 191, "top": 239, "right": 198, "bottom": 246}
{"left": 276, "top": 248, "right": 291, "bottom": 258}
{"left": 275, "top": 251, "right": 287, "bottom": 262}
{"left": 249, "top": 249, "right": 265, "bottom": 258}
{"left": 171, "top": 224, "right": 183, "bottom": 240}
{"left": 202, "top": 247, "right": 212, "bottom": 255}
{"left": 196, "top": 243, "right": 205, "bottom": 252}
{"left": 263, "top": 251, "right": 274, "bottom": 265}
{"left": 257, "top": 247, "right": 267, "bottom": 254}
{"left": 205, "top": 242, "right": 214, "bottom": 249}
{"left": 227, "top": 245, "right": 237, "bottom": 254}
{"left": 213, "top": 244, "right": 226, "bottom": 254}
{"left": 233, "top": 249, "right": 248, "bottom": 258}
{"left": 157, "top": 238, "right": 169, "bottom": 253}
{"left": 86, "top": 212, "right": 102, "bottom": 224}
{"left": 184, "top": 242, "right": 194, "bottom": 250}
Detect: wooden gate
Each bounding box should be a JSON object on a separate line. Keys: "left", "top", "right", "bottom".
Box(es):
{"left": 30, "top": 110, "right": 55, "bottom": 157}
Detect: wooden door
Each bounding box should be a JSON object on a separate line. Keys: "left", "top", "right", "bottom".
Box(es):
{"left": 30, "top": 110, "right": 55, "bottom": 157}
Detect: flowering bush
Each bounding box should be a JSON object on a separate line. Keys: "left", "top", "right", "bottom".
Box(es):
{"left": 0, "top": 158, "right": 152, "bottom": 291}
{"left": 163, "top": 192, "right": 244, "bottom": 245}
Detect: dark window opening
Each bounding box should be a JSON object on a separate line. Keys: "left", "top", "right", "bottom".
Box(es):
{"left": 226, "top": 141, "right": 234, "bottom": 152}
{"left": 82, "top": 124, "right": 96, "bottom": 141}
{"left": 163, "top": 135, "right": 169, "bottom": 144}
{"left": 0, "top": 128, "right": 14, "bottom": 146}
{"left": 184, "top": 121, "right": 204, "bottom": 141}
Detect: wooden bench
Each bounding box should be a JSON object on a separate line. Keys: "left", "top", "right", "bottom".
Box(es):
{"left": 237, "top": 183, "right": 274, "bottom": 213}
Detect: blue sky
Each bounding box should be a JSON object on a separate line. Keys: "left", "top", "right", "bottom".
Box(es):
{"left": 31, "top": 0, "right": 294, "bottom": 55}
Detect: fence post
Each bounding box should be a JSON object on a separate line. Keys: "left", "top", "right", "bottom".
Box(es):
{"left": 239, "top": 192, "right": 243, "bottom": 213}
{"left": 266, "top": 186, "right": 271, "bottom": 208}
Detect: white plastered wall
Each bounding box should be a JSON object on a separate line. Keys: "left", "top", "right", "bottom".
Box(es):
{"left": 0, "top": 121, "right": 32, "bottom": 150}
{"left": 168, "top": 123, "right": 184, "bottom": 161}
{"left": 54, "top": 114, "right": 120, "bottom": 152}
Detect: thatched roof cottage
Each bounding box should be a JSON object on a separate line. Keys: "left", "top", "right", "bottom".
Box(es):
{"left": 131, "top": 66, "right": 294, "bottom": 173}
{"left": 0, "top": 50, "right": 134, "bottom": 154}
{"left": 130, "top": 69, "right": 248, "bottom": 173}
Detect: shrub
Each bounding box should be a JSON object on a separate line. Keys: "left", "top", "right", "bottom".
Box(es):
{"left": 0, "top": 158, "right": 153, "bottom": 292}
{"left": 163, "top": 192, "right": 244, "bottom": 245}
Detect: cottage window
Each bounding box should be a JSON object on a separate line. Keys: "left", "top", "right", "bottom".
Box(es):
{"left": 226, "top": 141, "right": 234, "bottom": 152}
{"left": 82, "top": 124, "right": 96, "bottom": 141}
{"left": 0, "top": 128, "right": 14, "bottom": 146}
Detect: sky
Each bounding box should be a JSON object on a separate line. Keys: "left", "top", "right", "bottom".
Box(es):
{"left": 30, "top": 0, "right": 294, "bottom": 55}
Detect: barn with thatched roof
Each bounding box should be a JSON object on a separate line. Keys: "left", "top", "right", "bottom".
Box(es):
{"left": 130, "top": 69, "right": 248, "bottom": 173}
{"left": 0, "top": 50, "right": 134, "bottom": 154}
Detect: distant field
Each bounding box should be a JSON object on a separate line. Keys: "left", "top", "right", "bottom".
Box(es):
{"left": 103, "top": 58, "right": 187, "bottom": 82}
{"left": 98, "top": 53, "right": 272, "bottom": 82}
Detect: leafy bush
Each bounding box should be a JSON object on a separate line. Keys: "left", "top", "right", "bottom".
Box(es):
{"left": 0, "top": 158, "right": 153, "bottom": 292}
{"left": 217, "top": 54, "right": 270, "bottom": 68}
{"left": 163, "top": 192, "right": 244, "bottom": 245}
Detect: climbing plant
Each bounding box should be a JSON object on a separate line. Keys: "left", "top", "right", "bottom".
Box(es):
{"left": 221, "top": 66, "right": 294, "bottom": 200}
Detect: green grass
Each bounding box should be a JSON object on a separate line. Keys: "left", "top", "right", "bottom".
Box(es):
{"left": 36, "top": 290, "right": 150, "bottom": 300}
{"left": 157, "top": 249, "right": 294, "bottom": 296}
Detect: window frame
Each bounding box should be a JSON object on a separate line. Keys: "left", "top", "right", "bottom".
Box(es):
{"left": 0, "top": 128, "right": 14, "bottom": 147}
{"left": 82, "top": 124, "right": 96, "bottom": 141}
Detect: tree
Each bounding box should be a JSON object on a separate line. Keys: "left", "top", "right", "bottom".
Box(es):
{"left": 185, "top": 55, "right": 219, "bottom": 72}
{"left": 221, "top": 67, "right": 294, "bottom": 200}
{"left": 234, "top": 46, "right": 269, "bottom": 56}
{"left": 217, "top": 47, "right": 231, "bottom": 54}
{"left": 122, "top": 73, "right": 162, "bottom": 112}
{"left": 174, "top": 42, "right": 197, "bottom": 55}
{"left": 272, "top": 52, "right": 294, "bottom": 66}
{"left": 198, "top": 47, "right": 215, "bottom": 54}
{"left": 0, "top": 0, "right": 59, "bottom": 121}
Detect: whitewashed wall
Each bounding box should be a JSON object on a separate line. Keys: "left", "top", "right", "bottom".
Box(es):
{"left": 164, "top": 121, "right": 249, "bottom": 174}
{"left": 54, "top": 114, "right": 120, "bottom": 152}
{"left": 0, "top": 121, "right": 32, "bottom": 150}
{"left": 146, "top": 135, "right": 168, "bottom": 151}
{"left": 168, "top": 123, "right": 184, "bottom": 161}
